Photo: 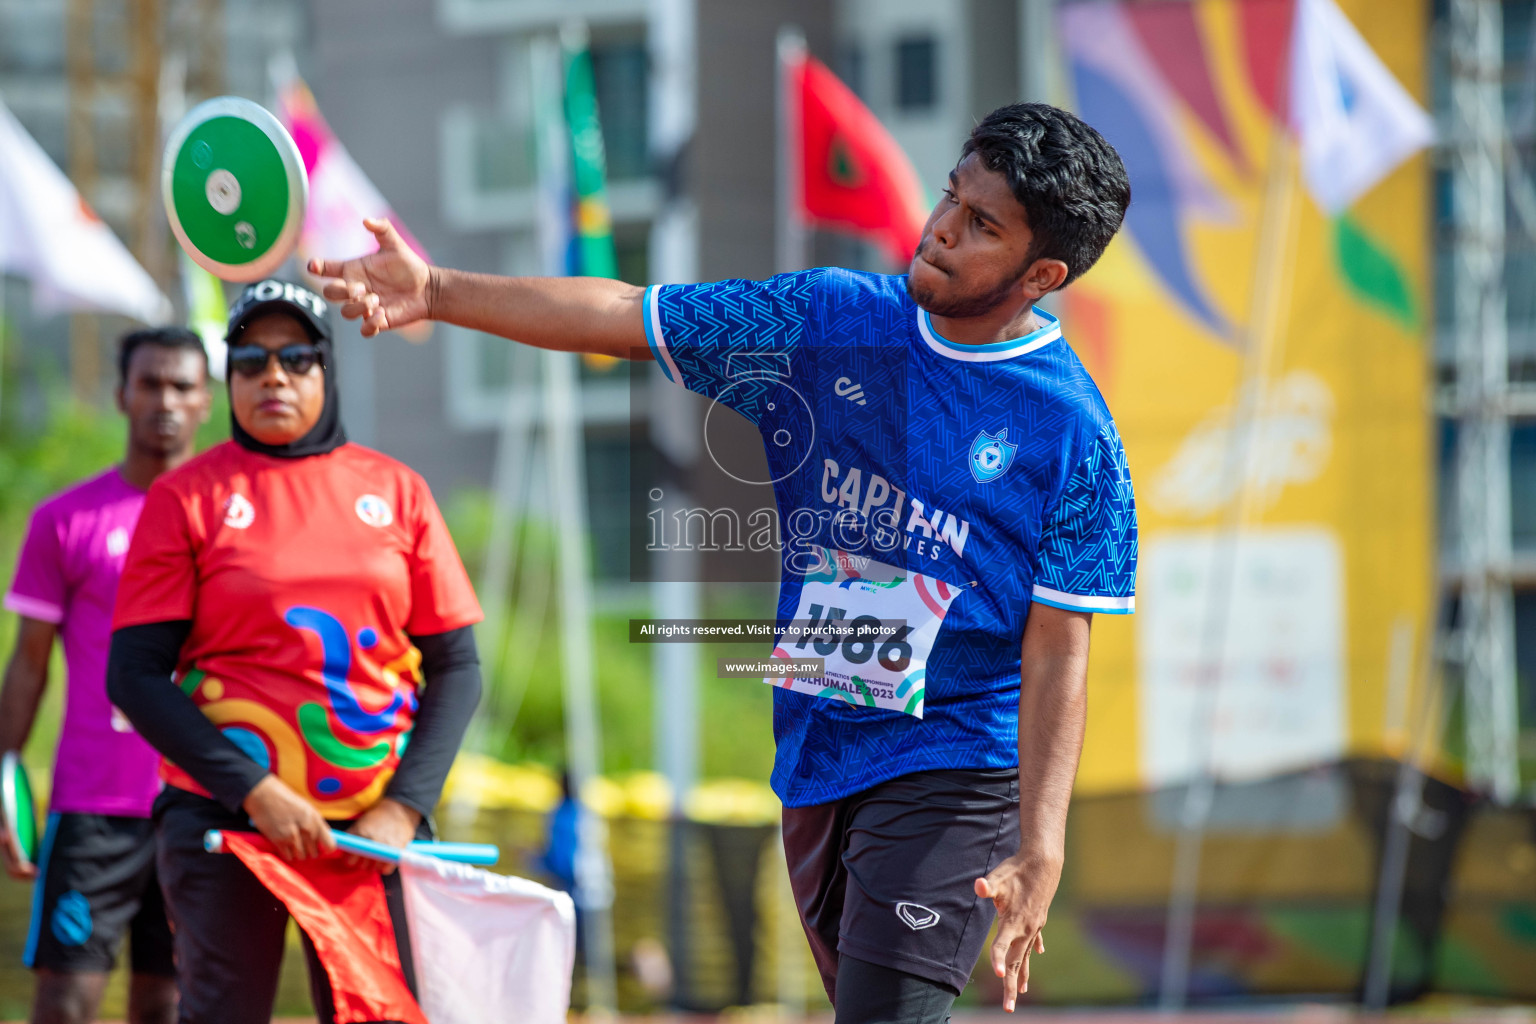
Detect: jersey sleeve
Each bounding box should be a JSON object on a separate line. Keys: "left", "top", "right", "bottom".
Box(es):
{"left": 404, "top": 477, "right": 483, "bottom": 636}
{"left": 1030, "top": 422, "right": 1138, "bottom": 614}
{"left": 113, "top": 482, "right": 199, "bottom": 628}
{"left": 5, "top": 505, "right": 67, "bottom": 624}
{"left": 643, "top": 269, "right": 826, "bottom": 423}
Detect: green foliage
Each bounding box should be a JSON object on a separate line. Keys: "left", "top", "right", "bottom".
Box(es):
{"left": 441, "top": 488, "right": 779, "bottom": 781}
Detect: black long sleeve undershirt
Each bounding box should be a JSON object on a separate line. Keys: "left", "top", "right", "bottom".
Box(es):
{"left": 383, "top": 626, "right": 482, "bottom": 819}
{"left": 107, "top": 622, "right": 482, "bottom": 818}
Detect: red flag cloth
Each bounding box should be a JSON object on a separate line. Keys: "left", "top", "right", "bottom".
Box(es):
{"left": 790, "top": 52, "right": 929, "bottom": 265}
{"left": 222, "top": 832, "right": 428, "bottom": 1024}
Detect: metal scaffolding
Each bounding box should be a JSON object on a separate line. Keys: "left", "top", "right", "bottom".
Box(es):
{"left": 1449, "top": 0, "right": 1521, "bottom": 804}
{"left": 62, "top": 0, "right": 223, "bottom": 399}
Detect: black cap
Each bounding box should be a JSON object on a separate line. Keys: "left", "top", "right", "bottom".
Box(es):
{"left": 225, "top": 279, "right": 331, "bottom": 343}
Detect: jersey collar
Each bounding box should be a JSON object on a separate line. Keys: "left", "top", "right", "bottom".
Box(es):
{"left": 916, "top": 306, "right": 1061, "bottom": 363}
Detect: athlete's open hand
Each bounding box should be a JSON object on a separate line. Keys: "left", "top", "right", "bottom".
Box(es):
{"left": 1, "top": 829, "right": 37, "bottom": 880}
{"left": 243, "top": 775, "right": 336, "bottom": 861}
{"left": 345, "top": 797, "right": 421, "bottom": 875}
{"left": 976, "top": 851, "right": 1059, "bottom": 1012}
{"left": 308, "top": 219, "right": 433, "bottom": 338}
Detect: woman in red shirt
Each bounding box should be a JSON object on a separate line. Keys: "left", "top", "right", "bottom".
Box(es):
{"left": 108, "top": 279, "right": 483, "bottom": 1024}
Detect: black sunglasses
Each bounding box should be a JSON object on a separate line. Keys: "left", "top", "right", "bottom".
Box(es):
{"left": 227, "top": 343, "right": 324, "bottom": 379}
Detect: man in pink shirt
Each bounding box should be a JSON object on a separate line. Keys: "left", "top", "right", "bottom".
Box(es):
{"left": 1, "top": 327, "right": 210, "bottom": 1024}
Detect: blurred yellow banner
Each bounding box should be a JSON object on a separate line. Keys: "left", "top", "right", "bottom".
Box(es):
{"left": 1060, "top": 0, "right": 1432, "bottom": 794}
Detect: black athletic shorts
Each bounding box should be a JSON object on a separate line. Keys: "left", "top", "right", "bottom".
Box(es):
{"left": 783, "top": 767, "right": 1020, "bottom": 1000}
{"left": 23, "top": 811, "right": 175, "bottom": 976}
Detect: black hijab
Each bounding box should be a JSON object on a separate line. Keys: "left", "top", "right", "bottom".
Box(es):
{"left": 224, "top": 279, "right": 347, "bottom": 459}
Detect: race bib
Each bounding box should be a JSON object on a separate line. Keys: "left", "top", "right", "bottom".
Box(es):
{"left": 769, "top": 549, "right": 964, "bottom": 718}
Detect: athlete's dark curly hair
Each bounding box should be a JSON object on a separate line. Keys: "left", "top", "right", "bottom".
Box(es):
{"left": 117, "top": 326, "right": 208, "bottom": 385}
{"left": 962, "top": 103, "right": 1130, "bottom": 287}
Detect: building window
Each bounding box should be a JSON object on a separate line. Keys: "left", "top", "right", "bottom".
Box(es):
{"left": 1517, "top": 591, "right": 1536, "bottom": 730}
{"left": 1514, "top": 423, "right": 1536, "bottom": 552}
{"left": 895, "top": 36, "right": 937, "bottom": 111}
{"left": 591, "top": 39, "right": 649, "bottom": 181}
{"left": 837, "top": 43, "right": 865, "bottom": 100}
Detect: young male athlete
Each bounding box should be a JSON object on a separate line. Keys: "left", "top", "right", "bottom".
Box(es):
{"left": 313, "top": 102, "right": 1135, "bottom": 1020}
{"left": 1, "top": 328, "right": 210, "bottom": 1024}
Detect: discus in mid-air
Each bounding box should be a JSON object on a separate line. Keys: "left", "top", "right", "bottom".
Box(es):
{"left": 162, "top": 96, "right": 306, "bottom": 282}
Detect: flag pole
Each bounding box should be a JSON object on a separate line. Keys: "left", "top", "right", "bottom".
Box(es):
{"left": 534, "top": 29, "right": 619, "bottom": 1016}
{"left": 1157, "top": 131, "right": 1302, "bottom": 1012}
{"left": 648, "top": 0, "right": 705, "bottom": 1006}
{"left": 776, "top": 26, "right": 809, "bottom": 274}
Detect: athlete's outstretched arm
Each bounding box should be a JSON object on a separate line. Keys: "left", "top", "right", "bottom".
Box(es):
{"left": 975, "top": 602, "right": 1091, "bottom": 1012}
{"left": 308, "top": 219, "right": 649, "bottom": 359}
{"left": 0, "top": 616, "right": 56, "bottom": 878}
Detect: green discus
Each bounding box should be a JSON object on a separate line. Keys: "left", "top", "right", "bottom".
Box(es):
{"left": 1, "top": 751, "right": 37, "bottom": 872}
{"left": 162, "top": 97, "right": 307, "bottom": 282}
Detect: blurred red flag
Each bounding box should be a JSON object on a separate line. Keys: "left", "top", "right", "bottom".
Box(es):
{"left": 222, "top": 833, "right": 427, "bottom": 1024}
{"left": 787, "top": 51, "right": 928, "bottom": 265}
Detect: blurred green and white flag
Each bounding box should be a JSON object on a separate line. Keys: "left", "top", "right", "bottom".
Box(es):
{"left": 561, "top": 25, "right": 621, "bottom": 370}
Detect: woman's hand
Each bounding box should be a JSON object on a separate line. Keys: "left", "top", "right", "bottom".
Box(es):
{"left": 242, "top": 775, "right": 336, "bottom": 861}
{"left": 345, "top": 797, "right": 422, "bottom": 875}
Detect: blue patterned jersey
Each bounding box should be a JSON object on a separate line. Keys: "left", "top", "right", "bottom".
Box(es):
{"left": 644, "top": 269, "right": 1137, "bottom": 807}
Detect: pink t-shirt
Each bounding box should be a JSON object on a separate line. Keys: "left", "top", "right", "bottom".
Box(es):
{"left": 5, "top": 468, "right": 162, "bottom": 817}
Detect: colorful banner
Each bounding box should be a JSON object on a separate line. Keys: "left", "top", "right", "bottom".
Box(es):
{"left": 1060, "top": 0, "right": 1433, "bottom": 795}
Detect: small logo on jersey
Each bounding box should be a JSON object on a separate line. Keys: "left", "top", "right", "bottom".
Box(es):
{"left": 896, "top": 901, "right": 941, "bottom": 931}
{"left": 834, "top": 376, "right": 867, "bottom": 406}
{"left": 109, "top": 705, "right": 135, "bottom": 733}
{"left": 105, "top": 526, "right": 130, "bottom": 557}
{"left": 224, "top": 493, "right": 255, "bottom": 529}
{"left": 355, "top": 495, "right": 394, "bottom": 528}
{"left": 969, "top": 429, "right": 1018, "bottom": 483}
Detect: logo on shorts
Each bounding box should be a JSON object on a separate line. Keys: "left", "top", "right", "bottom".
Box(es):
{"left": 51, "top": 890, "right": 93, "bottom": 947}
{"left": 896, "top": 901, "right": 941, "bottom": 931}
{"left": 355, "top": 494, "right": 393, "bottom": 528}
{"left": 224, "top": 493, "right": 255, "bottom": 529}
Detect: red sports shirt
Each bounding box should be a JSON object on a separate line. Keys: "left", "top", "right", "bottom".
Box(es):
{"left": 114, "top": 441, "right": 482, "bottom": 818}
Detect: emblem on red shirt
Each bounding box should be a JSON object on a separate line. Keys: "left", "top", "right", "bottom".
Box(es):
{"left": 224, "top": 493, "right": 255, "bottom": 529}
{"left": 355, "top": 494, "right": 393, "bottom": 528}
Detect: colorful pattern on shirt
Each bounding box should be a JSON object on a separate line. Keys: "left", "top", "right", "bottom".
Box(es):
{"left": 113, "top": 442, "right": 482, "bottom": 819}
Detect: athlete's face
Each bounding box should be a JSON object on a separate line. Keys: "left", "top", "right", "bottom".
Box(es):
{"left": 117, "top": 345, "right": 211, "bottom": 459}
{"left": 229, "top": 313, "right": 327, "bottom": 445}
{"left": 907, "top": 154, "right": 1067, "bottom": 318}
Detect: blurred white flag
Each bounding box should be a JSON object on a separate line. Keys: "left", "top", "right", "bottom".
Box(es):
{"left": 1289, "top": 0, "right": 1434, "bottom": 213}
{"left": 399, "top": 852, "right": 576, "bottom": 1024}
{"left": 0, "top": 99, "right": 171, "bottom": 323}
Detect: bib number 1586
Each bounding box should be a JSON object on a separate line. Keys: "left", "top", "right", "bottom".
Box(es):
{"left": 792, "top": 604, "right": 913, "bottom": 671}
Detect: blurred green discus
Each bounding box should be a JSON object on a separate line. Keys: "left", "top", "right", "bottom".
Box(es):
{"left": 162, "top": 96, "right": 307, "bottom": 282}
{"left": 1, "top": 751, "right": 37, "bottom": 871}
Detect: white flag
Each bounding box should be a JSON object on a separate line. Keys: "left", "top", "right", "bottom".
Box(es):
{"left": 1289, "top": 0, "right": 1434, "bottom": 213}
{"left": 398, "top": 852, "right": 576, "bottom": 1024}
{"left": 0, "top": 99, "right": 172, "bottom": 323}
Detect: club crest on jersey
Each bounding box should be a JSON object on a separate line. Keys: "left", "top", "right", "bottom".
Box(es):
{"left": 969, "top": 429, "right": 1018, "bottom": 483}
{"left": 355, "top": 494, "right": 393, "bottom": 528}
